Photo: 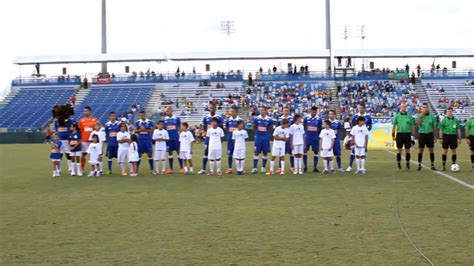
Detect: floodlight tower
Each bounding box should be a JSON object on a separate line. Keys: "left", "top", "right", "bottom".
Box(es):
{"left": 220, "top": 20, "right": 236, "bottom": 70}
{"left": 325, "top": 0, "right": 333, "bottom": 74}
{"left": 101, "top": 0, "right": 107, "bottom": 73}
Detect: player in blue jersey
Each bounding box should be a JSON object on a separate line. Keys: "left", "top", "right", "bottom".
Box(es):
{"left": 104, "top": 112, "right": 120, "bottom": 174}
{"left": 163, "top": 107, "right": 183, "bottom": 174}
{"left": 303, "top": 106, "right": 323, "bottom": 172}
{"left": 251, "top": 106, "right": 274, "bottom": 174}
{"left": 328, "top": 110, "right": 344, "bottom": 172}
{"left": 54, "top": 116, "right": 75, "bottom": 174}
{"left": 198, "top": 107, "right": 224, "bottom": 174}
{"left": 134, "top": 111, "right": 155, "bottom": 174}
{"left": 277, "top": 107, "right": 295, "bottom": 172}
{"left": 224, "top": 107, "right": 242, "bottom": 174}
{"left": 347, "top": 104, "right": 372, "bottom": 172}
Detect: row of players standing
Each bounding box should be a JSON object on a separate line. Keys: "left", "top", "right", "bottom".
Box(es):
{"left": 51, "top": 104, "right": 374, "bottom": 176}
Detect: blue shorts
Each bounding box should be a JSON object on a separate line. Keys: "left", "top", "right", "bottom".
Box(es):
{"left": 333, "top": 140, "right": 341, "bottom": 157}
{"left": 305, "top": 140, "right": 319, "bottom": 153}
{"left": 227, "top": 138, "right": 235, "bottom": 155}
{"left": 167, "top": 139, "right": 180, "bottom": 153}
{"left": 106, "top": 145, "right": 118, "bottom": 158}
{"left": 138, "top": 140, "right": 153, "bottom": 154}
{"left": 254, "top": 138, "right": 270, "bottom": 154}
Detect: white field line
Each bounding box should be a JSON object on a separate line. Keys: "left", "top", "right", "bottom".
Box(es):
{"left": 386, "top": 150, "right": 474, "bottom": 189}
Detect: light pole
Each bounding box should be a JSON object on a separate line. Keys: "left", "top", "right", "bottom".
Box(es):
{"left": 220, "top": 20, "right": 236, "bottom": 71}
{"left": 101, "top": 0, "right": 107, "bottom": 73}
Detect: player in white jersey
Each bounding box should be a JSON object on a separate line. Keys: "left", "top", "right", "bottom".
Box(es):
{"left": 289, "top": 114, "right": 305, "bottom": 174}
{"left": 89, "top": 123, "right": 106, "bottom": 174}
{"left": 152, "top": 120, "right": 170, "bottom": 175}
{"left": 267, "top": 119, "right": 290, "bottom": 175}
{"left": 86, "top": 134, "right": 102, "bottom": 176}
{"left": 232, "top": 120, "right": 248, "bottom": 175}
{"left": 116, "top": 122, "right": 131, "bottom": 176}
{"left": 319, "top": 120, "right": 336, "bottom": 174}
{"left": 206, "top": 117, "right": 225, "bottom": 176}
{"left": 349, "top": 116, "right": 369, "bottom": 174}
{"left": 179, "top": 122, "right": 195, "bottom": 174}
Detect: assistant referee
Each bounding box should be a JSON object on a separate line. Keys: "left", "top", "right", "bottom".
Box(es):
{"left": 416, "top": 103, "right": 438, "bottom": 171}
{"left": 439, "top": 107, "right": 461, "bottom": 171}
{"left": 392, "top": 104, "right": 415, "bottom": 171}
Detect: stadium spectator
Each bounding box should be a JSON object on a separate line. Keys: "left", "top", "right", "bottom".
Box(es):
{"left": 70, "top": 95, "right": 76, "bottom": 106}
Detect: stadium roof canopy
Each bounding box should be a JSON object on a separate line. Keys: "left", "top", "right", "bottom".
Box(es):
{"left": 13, "top": 48, "right": 474, "bottom": 65}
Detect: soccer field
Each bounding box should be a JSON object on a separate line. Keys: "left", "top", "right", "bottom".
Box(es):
{"left": 0, "top": 143, "right": 472, "bottom": 264}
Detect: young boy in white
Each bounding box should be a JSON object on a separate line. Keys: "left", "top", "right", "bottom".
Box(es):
{"left": 152, "top": 121, "right": 169, "bottom": 175}
{"left": 319, "top": 120, "right": 336, "bottom": 174}
{"left": 349, "top": 116, "right": 369, "bottom": 174}
{"left": 129, "top": 134, "right": 139, "bottom": 176}
{"left": 289, "top": 114, "right": 305, "bottom": 174}
{"left": 206, "top": 117, "right": 225, "bottom": 176}
{"left": 87, "top": 134, "right": 102, "bottom": 176}
{"left": 267, "top": 119, "right": 290, "bottom": 175}
{"left": 179, "top": 122, "right": 195, "bottom": 174}
{"left": 89, "top": 123, "right": 106, "bottom": 174}
{"left": 117, "top": 123, "right": 131, "bottom": 176}
{"left": 232, "top": 121, "right": 248, "bottom": 175}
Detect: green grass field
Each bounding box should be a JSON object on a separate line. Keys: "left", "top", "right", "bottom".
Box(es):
{"left": 0, "top": 143, "right": 473, "bottom": 264}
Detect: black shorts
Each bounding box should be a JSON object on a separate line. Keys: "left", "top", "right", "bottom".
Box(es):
{"left": 418, "top": 133, "right": 434, "bottom": 148}
{"left": 470, "top": 136, "right": 474, "bottom": 151}
{"left": 442, "top": 134, "right": 458, "bottom": 149}
{"left": 396, "top": 133, "right": 412, "bottom": 149}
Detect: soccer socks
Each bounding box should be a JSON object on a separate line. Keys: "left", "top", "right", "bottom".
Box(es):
{"left": 289, "top": 156, "right": 294, "bottom": 168}
{"left": 236, "top": 159, "right": 245, "bottom": 172}
{"left": 442, "top": 154, "right": 447, "bottom": 167}
{"left": 67, "top": 159, "right": 73, "bottom": 172}
{"left": 119, "top": 162, "right": 126, "bottom": 173}
{"left": 228, "top": 156, "right": 233, "bottom": 169}
{"left": 336, "top": 156, "right": 342, "bottom": 169}
{"left": 209, "top": 160, "right": 215, "bottom": 173}
{"left": 303, "top": 154, "right": 308, "bottom": 169}
{"left": 418, "top": 153, "right": 423, "bottom": 165}
{"left": 349, "top": 154, "right": 355, "bottom": 167}
{"left": 202, "top": 156, "right": 208, "bottom": 171}
{"left": 270, "top": 161, "right": 275, "bottom": 171}
{"left": 76, "top": 163, "right": 82, "bottom": 175}
{"left": 356, "top": 158, "right": 361, "bottom": 171}
{"left": 313, "top": 156, "right": 319, "bottom": 171}
{"left": 98, "top": 162, "right": 103, "bottom": 172}
{"left": 471, "top": 155, "right": 474, "bottom": 165}
{"left": 280, "top": 160, "right": 285, "bottom": 172}
{"left": 430, "top": 153, "right": 435, "bottom": 166}
{"left": 361, "top": 159, "right": 366, "bottom": 170}
{"left": 169, "top": 157, "right": 174, "bottom": 170}
{"left": 107, "top": 159, "right": 113, "bottom": 171}
{"left": 148, "top": 158, "right": 154, "bottom": 171}
{"left": 178, "top": 159, "right": 183, "bottom": 169}
{"left": 452, "top": 154, "right": 457, "bottom": 164}
{"left": 216, "top": 159, "right": 222, "bottom": 172}
{"left": 262, "top": 157, "right": 267, "bottom": 168}
{"left": 253, "top": 156, "right": 259, "bottom": 168}
{"left": 329, "top": 160, "right": 334, "bottom": 171}
{"left": 396, "top": 153, "right": 402, "bottom": 169}
{"left": 406, "top": 153, "right": 411, "bottom": 168}
{"left": 323, "top": 160, "right": 328, "bottom": 170}
{"left": 161, "top": 160, "right": 167, "bottom": 172}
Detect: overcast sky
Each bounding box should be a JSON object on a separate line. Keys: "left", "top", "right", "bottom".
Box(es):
{"left": 0, "top": 0, "right": 472, "bottom": 97}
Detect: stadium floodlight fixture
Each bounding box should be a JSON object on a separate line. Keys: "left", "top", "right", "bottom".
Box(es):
{"left": 220, "top": 20, "right": 236, "bottom": 36}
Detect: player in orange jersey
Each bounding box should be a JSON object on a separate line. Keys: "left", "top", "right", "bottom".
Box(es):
{"left": 78, "top": 106, "right": 99, "bottom": 171}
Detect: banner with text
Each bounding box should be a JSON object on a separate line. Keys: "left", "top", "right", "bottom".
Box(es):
{"left": 368, "top": 118, "right": 395, "bottom": 150}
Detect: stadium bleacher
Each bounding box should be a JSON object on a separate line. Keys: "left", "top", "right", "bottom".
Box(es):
{"left": 73, "top": 85, "right": 155, "bottom": 123}
{"left": 0, "top": 86, "right": 76, "bottom": 131}
{"left": 422, "top": 79, "right": 473, "bottom": 121}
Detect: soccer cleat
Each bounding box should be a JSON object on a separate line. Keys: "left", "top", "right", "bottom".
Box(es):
{"left": 197, "top": 169, "right": 206, "bottom": 175}
{"left": 207, "top": 171, "right": 214, "bottom": 176}
{"left": 225, "top": 169, "right": 233, "bottom": 174}
{"left": 331, "top": 170, "right": 336, "bottom": 174}
{"left": 442, "top": 166, "right": 446, "bottom": 171}
{"left": 338, "top": 168, "right": 344, "bottom": 173}
{"left": 77, "top": 173, "right": 83, "bottom": 177}
{"left": 417, "top": 165, "right": 422, "bottom": 171}
{"left": 293, "top": 170, "right": 298, "bottom": 175}
{"left": 280, "top": 171, "right": 286, "bottom": 175}
{"left": 166, "top": 169, "right": 174, "bottom": 174}
{"left": 217, "top": 171, "right": 223, "bottom": 176}
{"left": 180, "top": 168, "right": 186, "bottom": 174}
{"left": 298, "top": 171, "right": 303, "bottom": 175}
{"left": 88, "top": 172, "right": 95, "bottom": 177}
{"left": 52, "top": 172, "right": 56, "bottom": 177}
{"left": 151, "top": 170, "right": 158, "bottom": 175}
{"left": 361, "top": 169, "right": 367, "bottom": 174}
{"left": 323, "top": 169, "right": 329, "bottom": 174}
{"left": 71, "top": 172, "right": 76, "bottom": 176}
{"left": 290, "top": 167, "right": 295, "bottom": 173}
{"left": 266, "top": 170, "right": 274, "bottom": 175}
{"left": 406, "top": 165, "right": 411, "bottom": 171}
{"left": 430, "top": 165, "right": 437, "bottom": 171}
{"left": 355, "top": 170, "right": 361, "bottom": 174}
{"left": 303, "top": 167, "right": 308, "bottom": 172}
{"left": 96, "top": 172, "right": 102, "bottom": 176}
{"left": 276, "top": 168, "right": 281, "bottom": 174}
{"left": 105, "top": 171, "right": 112, "bottom": 175}
{"left": 251, "top": 168, "right": 258, "bottom": 174}
{"left": 345, "top": 166, "right": 352, "bottom": 172}
{"left": 260, "top": 167, "right": 266, "bottom": 173}
{"left": 313, "top": 168, "right": 320, "bottom": 173}
{"left": 236, "top": 171, "right": 243, "bottom": 175}
{"left": 121, "top": 172, "right": 128, "bottom": 176}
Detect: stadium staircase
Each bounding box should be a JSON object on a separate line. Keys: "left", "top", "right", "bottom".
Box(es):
{"left": 413, "top": 79, "right": 435, "bottom": 113}
{"left": 0, "top": 89, "right": 19, "bottom": 108}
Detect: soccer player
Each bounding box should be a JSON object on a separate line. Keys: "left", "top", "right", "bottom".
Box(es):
{"left": 416, "top": 103, "right": 438, "bottom": 171}
{"left": 54, "top": 114, "right": 74, "bottom": 174}
{"left": 198, "top": 107, "right": 224, "bottom": 174}
{"left": 267, "top": 118, "right": 290, "bottom": 175}
{"left": 349, "top": 117, "right": 369, "bottom": 174}
{"left": 303, "top": 106, "right": 322, "bottom": 172}
{"left": 78, "top": 106, "right": 99, "bottom": 172}
{"left": 117, "top": 122, "right": 131, "bottom": 176}
{"left": 89, "top": 123, "right": 106, "bottom": 174}
{"left": 104, "top": 112, "right": 120, "bottom": 174}
{"left": 290, "top": 114, "right": 305, "bottom": 175}
{"left": 319, "top": 120, "right": 336, "bottom": 174}
{"left": 466, "top": 111, "right": 474, "bottom": 170}
{"left": 179, "top": 122, "right": 195, "bottom": 174}
{"left": 232, "top": 120, "right": 249, "bottom": 175}
{"left": 134, "top": 111, "right": 155, "bottom": 174}
{"left": 439, "top": 107, "right": 462, "bottom": 171}
{"left": 163, "top": 107, "right": 182, "bottom": 174}
{"left": 224, "top": 107, "right": 242, "bottom": 174}
{"left": 392, "top": 103, "right": 415, "bottom": 171}
{"left": 69, "top": 123, "right": 83, "bottom": 176}
{"left": 49, "top": 133, "right": 62, "bottom": 177}
{"left": 152, "top": 121, "right": 169, "bottom": 175}
{"left": 277, "top": 107, "right": 295, "bottom": 172}
{"left": 252, "top": 106, "right": 274, "bottom": 174}
{"left": 328, "top": 110, "right": 343, "bottom": 172}
{"left": 207, "top": 117, "right": 225, "bottom": 176}
{"left": 86, "top": 134, "right": 102, "bottom": 176}
{"left": 347, "top": 104, "right": 372, "bottom": 172}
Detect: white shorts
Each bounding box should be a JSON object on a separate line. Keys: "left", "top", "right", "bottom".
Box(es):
{"left": 154, "top": 150, "right": 167, "bottom": 160}
{"left": 292, "top": 144, "right": 304, "bottom": 155}
{"left": 320, "top": 149, "right": 334, "bottom": 158}
{"left": 208, "top": 149, "right": 222, "bottom": 160}
{"left": 179, "top": 151, "right": 192, "bottom": 160}
{"left": 69, "top": 151, "right": 82, "bottom": 157}
{"left": 118, "top": 149, "right": 129, "bottom": 163}
{"left": 89, "top": 160, "right": 99, "bottom": 165}
{"left": 51, "top": 159, "right": 61, "bottom": 162}
{"left": 81, "top": 142, "right": 90, "bottom": 154}
{"left": 129, "top": 152, "right": 139, "bottom": 163}
{"left": 272, "top": 147, "right": 285, "bottom": 157}
{"left": 59, "top": 140, "right": 70, "bottom": 153}
{"left": 354, "top": 147, "right": 366, "bottom": 156}
{"left": 233, "top": 149, "right": 246, "bottom": 159}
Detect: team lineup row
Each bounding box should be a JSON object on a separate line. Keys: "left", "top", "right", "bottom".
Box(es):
{"left": 49, "top": 104, "right": 474, "bottom": 177}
